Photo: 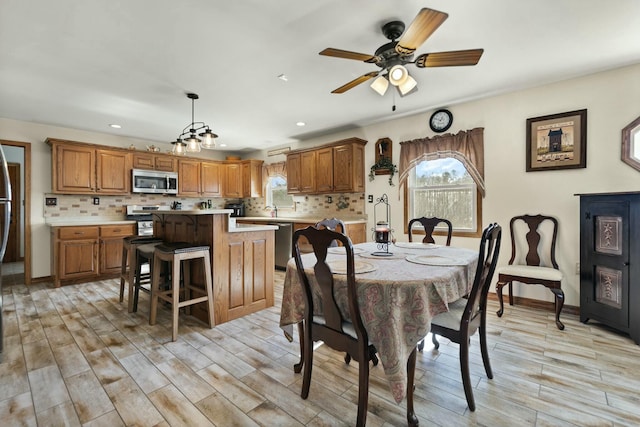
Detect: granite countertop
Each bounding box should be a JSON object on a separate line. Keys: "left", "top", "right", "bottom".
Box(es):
{"left": 228, "top": 223, "right": 279, "bottom": 233}
{"left": 239, "top": 216, "right": 367, "bottom": 224}
{"left": 133, "top": 209, "right": 234, "bottom": 215}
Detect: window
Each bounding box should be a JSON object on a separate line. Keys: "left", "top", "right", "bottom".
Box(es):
{"left": 405, "top": 157, "right": 482, "bottom": 237}
{"left": 266, "top": 175, "right": 294, "bottom": 209}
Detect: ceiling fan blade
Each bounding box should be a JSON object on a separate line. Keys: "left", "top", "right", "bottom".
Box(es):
{"left": 331, "top": 72, "right": 379, "bottom": 94}
{"left": 320, "top": 48, "right": 377, "bottom": 63}
{"left": 395, "top": 8, "right": 448, "bottom": 56}
{"left": 415, "top": 49, "right": 484, "bottom": 68}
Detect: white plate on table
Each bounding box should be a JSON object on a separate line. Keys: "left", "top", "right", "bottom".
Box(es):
{"left": 405, "top": 254, "right": 468, "bottom": 266}
{"left": 393, "top": 242, "right": 440, "bottom": 250}
{"left": 327, "top": 246, "right": 365, "bottom": 255}
{"left": 327, "top": 260, "right": 378, "bottom": 274}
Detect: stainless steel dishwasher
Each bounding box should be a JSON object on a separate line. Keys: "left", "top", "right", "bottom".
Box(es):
{"left": 271, "top": 222, "right": 292, "bottom": 270}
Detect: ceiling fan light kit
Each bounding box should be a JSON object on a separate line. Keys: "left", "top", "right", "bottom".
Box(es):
{"left": 172, "top": 92, "right": 218, "bottom": 154}
{"left": 320, "top": 7, "right": 483, "bottom": 97}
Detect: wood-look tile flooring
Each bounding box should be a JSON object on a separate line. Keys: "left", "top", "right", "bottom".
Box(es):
{"left": 2, "top": 271, "right": 640, "bottom": 426}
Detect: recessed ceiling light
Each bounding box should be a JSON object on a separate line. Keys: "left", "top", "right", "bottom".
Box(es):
{"left": 219, "top": 143, "right": 227, "bottom": 147}
{"left": 109, "top": 124, "right": 121, "bottom": 129}
{"left": 296, "top": 121, "right": 306, "bottom": 127}
{"left": 277, "top": 74, "right": 288, "bottom": 82}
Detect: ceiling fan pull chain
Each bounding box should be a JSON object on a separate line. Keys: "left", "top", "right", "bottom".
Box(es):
{"left": 392, "top": 90, "right": 397, "bottom": 112}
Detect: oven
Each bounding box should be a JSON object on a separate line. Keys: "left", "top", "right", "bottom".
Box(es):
{"left": 126, "top": 205, "right": 159, "bottom": 236}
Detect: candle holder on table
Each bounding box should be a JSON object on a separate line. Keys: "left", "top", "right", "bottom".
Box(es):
{"left": 371, "top": 193, "right": 394, "bottom": 257}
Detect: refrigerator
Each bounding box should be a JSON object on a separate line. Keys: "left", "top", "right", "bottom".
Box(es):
{"left": 0, "top": 143, "right": 12, "bottom": 356}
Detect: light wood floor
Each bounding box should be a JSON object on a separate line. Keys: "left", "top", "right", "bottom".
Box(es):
{"left": 2, "top": 271, "right": 640, "bottom": 426}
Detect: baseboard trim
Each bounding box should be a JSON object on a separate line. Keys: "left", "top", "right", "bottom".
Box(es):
{"left": 488, "top": 292, "right": 579, "bottom": 316}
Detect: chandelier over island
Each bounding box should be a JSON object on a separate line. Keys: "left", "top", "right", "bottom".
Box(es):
{"left": 171, "top": 93, "right": 218, "bottom": 155}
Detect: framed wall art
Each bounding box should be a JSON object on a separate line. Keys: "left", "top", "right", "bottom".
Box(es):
{"left": 526, "top": 109, "right": 587, "bottom": 172}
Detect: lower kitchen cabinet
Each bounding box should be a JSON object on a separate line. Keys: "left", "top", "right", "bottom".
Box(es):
{"left": 52, "top": 224, "right": 135, "bottom": 287}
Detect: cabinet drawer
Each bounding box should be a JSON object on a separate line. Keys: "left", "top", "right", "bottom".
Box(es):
{"left": 100, "top": 224, "right": 135, "bottom": 237}
{"left": 58, "top": 226, "right": 99, "bottom": 240}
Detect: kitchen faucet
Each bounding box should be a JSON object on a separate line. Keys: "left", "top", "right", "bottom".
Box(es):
{"left": 265, "top": 205, "right": 278, "bottom": 218}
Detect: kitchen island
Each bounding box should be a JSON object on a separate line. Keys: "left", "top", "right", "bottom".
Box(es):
{"left": 147, "top": 209, "right": 277, "bottom": 325}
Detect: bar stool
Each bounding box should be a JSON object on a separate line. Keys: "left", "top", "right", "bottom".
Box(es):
{"left": 149, "top": 242, "right": 214, "bottom": 341}
{"left": 132, "top": 243, "right": 163, "bottom": 313}
{"left": 119, "top": 236, "right": 163, "bottom": 312}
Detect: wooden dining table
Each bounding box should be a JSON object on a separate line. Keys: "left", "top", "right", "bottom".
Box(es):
{"left": 279, "top": 241, "right": 479, "bottom": 405}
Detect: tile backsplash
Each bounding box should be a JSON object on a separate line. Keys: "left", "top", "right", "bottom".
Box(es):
{"left": 43, "top": 193, "right": 366, "bottom": 220}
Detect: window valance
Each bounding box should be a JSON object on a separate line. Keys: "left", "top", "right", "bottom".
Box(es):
{"left": 398, "top": 127, "right": 485, "bottom": 197}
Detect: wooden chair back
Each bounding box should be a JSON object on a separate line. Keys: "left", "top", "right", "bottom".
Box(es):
{"left": 507, "top": 214, "right": 559, "bottom": 269}
{"left": 315, "top": 218, "right": 346, "bottom": 247}
{"left": 408, "top": 216, "right": 453, "bottom": 245}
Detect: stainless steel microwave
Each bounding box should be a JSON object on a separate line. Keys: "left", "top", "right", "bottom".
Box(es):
{"left": 131, "top": 169, "right": 178, "bottom": 194}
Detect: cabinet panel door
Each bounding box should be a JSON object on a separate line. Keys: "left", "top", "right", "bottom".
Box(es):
{"left": 96, "top": 149, "right": 130, "bottom": 194}
{"left": 345, "top": 223, "right": 366, "bottom": 244}
{"left": 316, "top": 147, "right": 333, "bottom": 193}
{"left": 286, "top": 153, "right": 301, "bottom": 193}
{"left": 178, "top": 160, "right": 201, "bottom": 196}
{"left": 100, "top": 237, "right": 125, "bottom": 274}
{"left": 201, "top": 161, "right": 222, "bottom": 197}
{"left": 332, "top": 144, "right": 354, "bottom": 192}
{"left": 223, "top": 163, "right": 242, "bottom": 198}
{"left": 55, "top": 144, "right": 95, "bottom": 193}
{"left": 59, "top": 239, "right": 99, "bottom": 279}
{"left": 580, "top": 199, "right": 629, "bottom": 329}
{"left": 132, "top": 153, "right": 155, "bottom": 170}
{"left": 154, "top": 156, "right": 177, "bottom": 172}
{"left": 300, "top": 151, "right": 317, "bottom": 193}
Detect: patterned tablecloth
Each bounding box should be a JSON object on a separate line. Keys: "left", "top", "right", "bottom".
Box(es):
{"left": 279, "top": 241, "right": 478, "bottom": 404}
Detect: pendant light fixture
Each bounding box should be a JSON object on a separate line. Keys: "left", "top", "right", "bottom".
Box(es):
{"left": 171, "top": 93, "right": 218, "bottom": 155}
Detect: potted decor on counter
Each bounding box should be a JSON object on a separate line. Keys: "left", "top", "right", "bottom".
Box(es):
{"left": 369, "top": 157, "right": 398, "bottom": 186}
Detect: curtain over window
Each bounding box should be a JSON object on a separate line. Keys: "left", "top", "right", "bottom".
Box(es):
{"left": 398, "top": 127, "right": 485, "bottom": 197}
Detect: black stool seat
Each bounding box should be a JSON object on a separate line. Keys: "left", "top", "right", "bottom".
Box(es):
{"left": 123, "top": 236, "right": 163, "bottom": 245}
{"left": 155, "top": 242, "right": 210, "bottom": 254}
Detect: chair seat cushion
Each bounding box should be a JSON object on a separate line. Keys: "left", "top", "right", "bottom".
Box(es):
{"left": 124, "top": 236, "right": 163, "bottom": 245}
{"left": 498, "top": 265, "right": 563, "bottom": 281}
{"left": 430, "top": 298, "right": 467, "bottom": 331}
{"left": 155, "top": 242, "right": 210, "bottom": 254}
{"left": 137, "top": 243, "right": 161, "bottom": 258}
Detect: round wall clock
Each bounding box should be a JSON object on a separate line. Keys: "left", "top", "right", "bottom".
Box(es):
{"left": 429, "top": 109, "right": 453, "bottom": 133}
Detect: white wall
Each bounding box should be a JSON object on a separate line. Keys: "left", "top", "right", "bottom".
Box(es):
{"left": 254, "top": 63, "right": 640, "bottom": 307}
{"left": 1, "top": 63, "right": 639, "bottom": 306}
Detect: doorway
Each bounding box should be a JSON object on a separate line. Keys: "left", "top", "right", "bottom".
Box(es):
{"left": 0, "top": 140, "right": 31, "bottom": 286}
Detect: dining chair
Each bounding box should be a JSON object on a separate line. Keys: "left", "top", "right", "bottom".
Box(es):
{"left": 408, "top": 216, "right": 453, "bottom": 245}
{"left": 293, "top": 226, "right": 379, "bottom": 427}
{"left": 495, "top": 214, "right": 565, "bottom": 330}
{"left": 315, "top": 217, "right": 346, "bottom": 247}
{"left": 429, "top": 222, "right": 502, "bottom": 412}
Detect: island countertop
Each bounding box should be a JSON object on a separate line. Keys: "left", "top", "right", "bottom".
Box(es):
{"left": 239, "top": 216, "right": 367, "bottom": 224}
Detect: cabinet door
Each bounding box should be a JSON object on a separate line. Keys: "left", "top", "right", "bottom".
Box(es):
{"left": 345, "top": 223, "right": 366, "bottom": 244}
{"left": 54, "top": 144, "right": 95, "bottom": 193}
{"left": 58, "top": 239, "right": 99, "bottom": 280}
{"left": 300, "top": 151, "right": 317, "bottom": 193}
{"left": 332, "top": 144, "right": 354, "bottom": 192}
{"left": 96, "top": 149, "right": 130, "bottom": 194}
{"left": 242, "top": 160, "right": 263, "bottom": 198}
{"left": 100, "top": 237, "right": 126, "bottom": 274}
{"left": 154, "top": 155, "right": 177, "bottom": 172}
{"left": 580, "top": 199, "right": 629, "bottom": 329}
{"left": 223, "top": 163, "right": 243, "bottom": 198}
{"left": 316, "top": 147, "right": 333, "bottom": 193}
{"left": 178, "top": 159, "right": 201, "bottom": 196}
{"left": 201, "top": 161, "right": 222, "bottom": 197}
{"left": 132, "top": 153, "right": 155, "bottom": 170}
{"left": 286, "top": 153, "right": 302, "bottom": 193}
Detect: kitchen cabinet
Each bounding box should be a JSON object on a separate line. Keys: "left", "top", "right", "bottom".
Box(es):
{"left": 178, "top": 159, "right": 223, "bottom": 197}
{"left": 242, "top": 160, "right": 263, "bottom": 198}
{"left": 285, "top": 137, "right": 366, "bottom": 194}
{"left": 223, "top": 162, "right": 243, "bottom": 198}
{"left": 578, "top": 191, "right": 640, "bottom": 344}
{"left": 99, "top": 224, "right": 136, "bottom": 275}
{"left": 48, "top": 139, "right": 130, "bottom": 195}
{"left": 345, "top": 222, "right": 367, "bottom": 244}
{"left": 133, "top": 152, "right": 177, "bottom": 172}
{"left": 201, "top": 161, "right": 222, "bottom": 197}
{"left": 52, "top": 224, "right": 135, "bottom": 287}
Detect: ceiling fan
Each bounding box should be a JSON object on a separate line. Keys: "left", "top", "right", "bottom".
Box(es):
{"left": 319, "top": 7, "right": 484, "bottom": 96}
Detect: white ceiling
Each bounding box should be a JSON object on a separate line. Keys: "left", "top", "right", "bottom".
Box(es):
{"left": 1, "top": 0, "right": 639, "bottom": 152}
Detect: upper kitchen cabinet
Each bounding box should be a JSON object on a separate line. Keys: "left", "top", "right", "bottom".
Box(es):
{"left": 286, "top": 137, "right": 366, "bottom": 194}
{"left": 223, "top": 161, "right": 243, "bottom": 198}
{"left": 242, "top": 160, "right": 263, "bottom": 198}
{"left": 179, "top": 159, "right": 224, "bottom": 197}
{"left": 201, "top": 161, "right": 222, "bottom": 197}
{"left": 48, "top": 139, "right": 130, "bottom": 195}
{"left": 132, "top": 152, "right": 177, "bottom": 172}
